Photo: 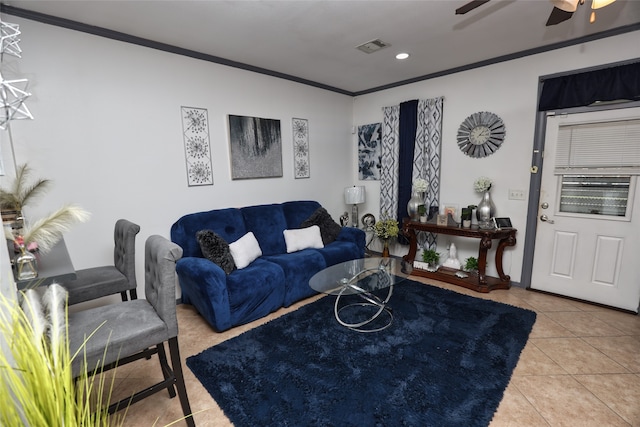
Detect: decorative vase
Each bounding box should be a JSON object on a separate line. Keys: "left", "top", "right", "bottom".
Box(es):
{"left": 1, "top": 209, "right": 24, "bottom": 239}
{"left": 15, "top": 246, "right": 38, "bottom": 280}
{"left": 382, "top": 239, "right": 390, "bottom": 258}
{"left": 407, "top": 191, "right": 426, "bottom": 221}
{"left": 476, "top": 190, "right": 496, "bottom": 229}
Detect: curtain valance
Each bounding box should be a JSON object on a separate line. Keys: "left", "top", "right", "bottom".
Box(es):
{"left": 538, "top": 62, "right": 640, "bottom": 111}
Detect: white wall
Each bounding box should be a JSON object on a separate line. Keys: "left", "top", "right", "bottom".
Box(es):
{"left": 352, "top": 31, "right": 640, "bottom": 282}
{"left": 0, "top": 18, "right": 354, "bottom": 305}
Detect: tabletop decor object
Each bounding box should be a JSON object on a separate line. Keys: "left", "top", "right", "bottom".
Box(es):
{"left": 373, "top": 215, "right": 398, "bottom": 257}
{"left": 6, "top": 205, "right": 89, "bottom": 280}
{"left": 407, "top": 178, "right": 428, "bottom": 221}
{"left": 0, "top": 163, "right": 51, "bottom": 238}
{"left": 344, "top": 185, "right": 365, "bottom": 228}
{"left": 420, "top": 248, "right": 441, "bottom": 272}
{"left": 474, "top": 176, "right": 495, "bottom": 229}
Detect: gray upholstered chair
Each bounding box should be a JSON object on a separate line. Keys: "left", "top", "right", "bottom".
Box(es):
{"left": 68, "top": 235, "right": 194, "bottom": 426}
{"left": 65, "top": 219, "right": 140, "bottom": 305}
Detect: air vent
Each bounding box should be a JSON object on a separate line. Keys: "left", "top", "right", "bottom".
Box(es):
{"left": 356, "top": 39, "right": 391, "bottom": 54}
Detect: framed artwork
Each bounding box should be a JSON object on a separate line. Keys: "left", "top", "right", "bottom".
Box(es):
{"left": 181, "top": 106, "right": 213, "bottom": 186}
{"left": 358, "top": 123, "right": 382, "bottom": 180}
{"left": 228, "top": 115, "right": 282, "bottom": 180}
{"left": 292, "top": 118, "right": 309, "bottom": 179}
{"left": 443, "top": 204, "right": 460, "bottom": 222}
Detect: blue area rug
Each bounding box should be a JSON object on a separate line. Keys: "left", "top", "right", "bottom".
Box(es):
{"left": 187, "top": 280, "right": 536, "bottom": 426}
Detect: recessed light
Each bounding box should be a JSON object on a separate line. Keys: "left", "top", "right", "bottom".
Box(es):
{"left": 396, "top": 53, "right": 410, "bottom": 60}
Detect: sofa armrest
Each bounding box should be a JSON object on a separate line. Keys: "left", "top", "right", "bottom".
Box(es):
{"left": 336, "top": 227, "right": 366, "bottom": 254}
{"left": 175, "top": 257, "right": 233, "bottom": 331}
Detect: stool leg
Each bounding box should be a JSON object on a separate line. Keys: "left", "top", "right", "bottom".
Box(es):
{"left": 156, "top": 343, "right": 176, "bottom": 398}
{"left": 168, "top": 337, "right": 195, "bottom": 427}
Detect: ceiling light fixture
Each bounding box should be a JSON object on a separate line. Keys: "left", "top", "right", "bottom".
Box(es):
{"left": 395, "top": 53, "right": 410, "bottom": 60}
{"left": 591, "top": 0, "right": 616, "bottom": 22}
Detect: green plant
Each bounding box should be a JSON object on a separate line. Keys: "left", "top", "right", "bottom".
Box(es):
{"left": 0, "top": 288, "right": 122, "bottom": 426}
{"left": 0, "top": 163, "right": 51, "bottom": 211}
{"left": 422, "top": 249, "right": 440, "bottom": 265}
{"left": 418, "top": 204, "right": 427, "bottom": 216}
{"left": 374, "top": 215, "right": 399, "bottom": 240}
{"left": 464, "top": 256, "right": 479, "bottom": 272}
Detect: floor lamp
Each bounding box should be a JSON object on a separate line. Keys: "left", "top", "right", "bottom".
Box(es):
{"left": 344, "top": 186, "right": 365, "bottom": 228}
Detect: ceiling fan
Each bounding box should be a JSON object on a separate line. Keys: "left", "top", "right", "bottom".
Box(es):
{"left": 455, "top": 0, "right": 617, "bottom": 26}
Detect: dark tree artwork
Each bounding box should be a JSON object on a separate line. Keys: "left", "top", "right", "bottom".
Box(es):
{"left": 228, "top": 115, "right": 282, "bottom": 179}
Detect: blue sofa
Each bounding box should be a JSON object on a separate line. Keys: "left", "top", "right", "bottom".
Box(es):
{"left": 170, "top": 201, "right": 365, "bottom": 331}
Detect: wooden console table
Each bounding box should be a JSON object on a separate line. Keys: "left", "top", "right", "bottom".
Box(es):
{"left": 402, "top": 218, "right": 517, "bottom": 293}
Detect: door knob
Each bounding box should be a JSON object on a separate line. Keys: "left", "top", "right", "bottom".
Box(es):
{"left": 541, "top": 202, "right": 549, "bottom": 209}
{"left": 540, "top": 214, "right": 555, "bottom": 224}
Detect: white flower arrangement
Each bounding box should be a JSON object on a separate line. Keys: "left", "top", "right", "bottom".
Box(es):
{"left": 412, "top": 178, "right": 428, "bottom": 193}
{"left": 474, "top": 176, "right": 492, "bottom": 193}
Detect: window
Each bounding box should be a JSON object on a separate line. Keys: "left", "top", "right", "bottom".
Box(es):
{"left": 559, "top": 175, "right": 631, "bottom": 217}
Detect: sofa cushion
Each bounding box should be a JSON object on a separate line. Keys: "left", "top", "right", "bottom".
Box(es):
{"left": 283, "top": 225, "right": 324, "bottom": 253}
{"left": 263, "top": 250, "right": 325, "bottom": 307}
{"left": 229, "top": 232, "right": 262, "bottom": 269}
{"left": 282, "top": 200, "right": 322, "bottom": 228}
{"left": 226, "top": 258, "right": 286, "bottom": 327}
{"left": 196, "top": 229, "right": 236, "bottom": 274}
{"left": 171, "top": 208, "right": 247, "bottom": 258}
{"left": 300, "top": 207, "right": 343, "bottom": 244}
{"left": 241, "top": 204, "right": 288, "bottom": 256}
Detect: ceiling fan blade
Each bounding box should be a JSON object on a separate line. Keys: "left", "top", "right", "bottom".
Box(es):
{"left": 455, "top": 0, "right": 491, "bottom": 15}
{"left": 546, "top": 6, "right": 574, "bottom": 25}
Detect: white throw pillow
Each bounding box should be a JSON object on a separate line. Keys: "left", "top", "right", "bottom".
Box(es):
{"left": 283, "top": 225, "right": 324, "bottom": 253}
{"left": 229, "top": 232, "right": 263, "bottom": 269}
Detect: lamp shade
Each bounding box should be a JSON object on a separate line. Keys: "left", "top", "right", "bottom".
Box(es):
{"left": 344, "top": 186, "right": 365, "bottom": 205}
{"left": 550, "top": 0, "right": 579, "bottom": 12}
{"left": 591, "top": 0, "right": 615, "bottom": 9}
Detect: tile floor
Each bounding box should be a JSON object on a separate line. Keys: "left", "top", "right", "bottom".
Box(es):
{"left": 108, "top": 277, "right": 640, "bottom": 426}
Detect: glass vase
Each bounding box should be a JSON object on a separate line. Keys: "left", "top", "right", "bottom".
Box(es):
{"left": 407, "top": 191, "right": 426, "bottom": 221}
{"left": 15, "top": 247, "right": 38, "bottom": 280}
{"left": 382, "top": 239, "right": 390, "bottom": 258}
{"left": 476, "top": 190, "right": 496, "bottom": 229}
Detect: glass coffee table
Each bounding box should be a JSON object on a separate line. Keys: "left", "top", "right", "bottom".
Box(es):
{"left": 309, "top": 257, "right": 412, "bottom": 332}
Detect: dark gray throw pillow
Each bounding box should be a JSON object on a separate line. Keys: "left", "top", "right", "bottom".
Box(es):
{"left": 196, "top": 229, "right": 236, "bottom": 274}
{"left": 300, "top": 207, "right": 342, "bottom": 245}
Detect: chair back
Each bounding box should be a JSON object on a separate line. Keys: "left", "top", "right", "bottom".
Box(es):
{"left": 145, "top": 235, "right": 183, "bottom": 338}
{"left": 113, "top": 219, "right": 141, "bottom": 289}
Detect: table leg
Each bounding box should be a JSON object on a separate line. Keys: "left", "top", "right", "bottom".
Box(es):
{"left": 495, "top": 232, "right": 517, "bottom": 282}
{"left": 477, "top": 236, "right": 492, "bottom": 287}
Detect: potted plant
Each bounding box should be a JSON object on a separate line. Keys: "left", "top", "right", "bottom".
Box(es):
{"left": 373, "top": 215, "right": 399, "bottom": 257}
{"left": 418, "top": 204, "right": 427, "bottom": 222}
{"left": 0, "top": 163, "right": 51, "bottom": 237}
{"left": 422, "top": 248, "right": 440, "bottom": 272}
{"left": 464, "top": 256, "right": 479, "bottom": 273}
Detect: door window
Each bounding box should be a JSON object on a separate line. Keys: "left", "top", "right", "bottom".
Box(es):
{"left": 559, "top": 175, "right": 632, "bottom": 218}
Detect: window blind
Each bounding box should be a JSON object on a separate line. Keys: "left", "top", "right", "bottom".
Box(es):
{"left": 555, "top": 119, "right": 640, "bottom": 173}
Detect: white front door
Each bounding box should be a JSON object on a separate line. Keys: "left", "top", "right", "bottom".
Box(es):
{"left": 531, "top": 108, "right": 640, "bottom": 313}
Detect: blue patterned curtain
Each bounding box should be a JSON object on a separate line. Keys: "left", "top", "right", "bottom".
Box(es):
{"left": 380, "top": 97, "right": 443, "bottom": 249}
